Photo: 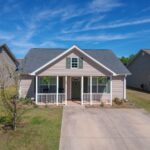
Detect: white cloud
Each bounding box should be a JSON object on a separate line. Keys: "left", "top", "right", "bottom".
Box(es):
{"left": 61, "top": 0, "right": 123, "bottom": 20}
{"left": 59, "top": 29, "right": 150, "bottom": 42}
{"left": 63, "top": 15, "right": 105, "bottom": 33}
{"left": 140, "top": 6, "right": 150, "bottom": 13}
{"left": 89, "top": 0, "right": 123, "bottom": 12}
{"left": 0, "top": 32, "right": 14, "bottom": 40}
{"left": 0, "top": 0, "right": 20, "bottom": 16}
{"left": 35, "top": 8, "right": 65, "bottom": 21}
{"left": 38, "top": 41, "right": 65, "bottom": 48}
{"left": 12, "top": 40, "right": 36, "bottom": 48}
{"left": 63, "top": 18, "right": 150, "bottom": 33}
{"left": 58, "top": 33, "right": 131, "bottom": 42}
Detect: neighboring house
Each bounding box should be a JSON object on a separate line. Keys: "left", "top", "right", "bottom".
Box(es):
{"left": 127, "top": 49, "right": 150, "bottom": 92}
{"left": 0, "top": 44, "right": 19, "bottom": 86}
{"left": 19, "top": 45, "right": 130, "bottom": 105}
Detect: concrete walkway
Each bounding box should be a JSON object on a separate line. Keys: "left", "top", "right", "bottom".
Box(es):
{"left": 59, "top": 106, "right": 150, "bottom": 150}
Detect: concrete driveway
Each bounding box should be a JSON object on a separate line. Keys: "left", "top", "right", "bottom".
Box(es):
{"left": 59, "top": 106, "right": 150, "bottom": 150}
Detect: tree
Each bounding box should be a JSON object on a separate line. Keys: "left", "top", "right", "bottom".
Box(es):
{"left": 120, "top": 56, "right": 129, "bottom": 66}
{"left": 0, "top": 59, "right": 22, "bottom": 131}
{"left": 120, "top": 54, "right": 136, "bottom": 66}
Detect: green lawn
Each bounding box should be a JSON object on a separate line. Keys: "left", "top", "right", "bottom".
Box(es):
{"left": 127, "top": 89, "right": 150, "bottom": 111}
{"left": 0, "top": 107, "right": 63, "bottom": 150}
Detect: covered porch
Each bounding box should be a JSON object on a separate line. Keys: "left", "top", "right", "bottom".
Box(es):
{"left": 35, "top": 76, "right": 112, "bottom": 105}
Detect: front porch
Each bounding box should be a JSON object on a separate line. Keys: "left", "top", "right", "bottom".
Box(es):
{"left": 35, "top": 76, "right": 112, "bottom": 105}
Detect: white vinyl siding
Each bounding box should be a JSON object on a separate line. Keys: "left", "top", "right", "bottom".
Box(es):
{"left": 112, "top": 76, "right": 124, "bottom": 99}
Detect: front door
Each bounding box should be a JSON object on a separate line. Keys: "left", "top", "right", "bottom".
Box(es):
{"left": 71, "top": 77, "right": 81, "bottom": 100}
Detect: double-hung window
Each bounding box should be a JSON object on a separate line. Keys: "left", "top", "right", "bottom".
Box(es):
{"left": 66, "top": 57, "right": 83, "bottom": 69}
{"left": 71, "top": 57, "right": 79, "bottom": 68}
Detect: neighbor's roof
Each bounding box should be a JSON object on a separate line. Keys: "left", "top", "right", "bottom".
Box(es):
{"left": 127, "top": 49, "right": 150, "bottom": 67}
{"left": 0, "top": 44, "right": 19, "bottom": 65}
{"left": 21, "top": 47, "right": 130, "bottom": 75}
{"left": 142, "top": 49, "right": 150, "bottom": 55}
{"left": 17, "top": 59, "right": 24, "bottom": 70}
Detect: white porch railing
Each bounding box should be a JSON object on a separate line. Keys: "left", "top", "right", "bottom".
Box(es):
{"left": 83, "top": 93, "right": 110, "bottom": 104}
{"left": 37, "top": 93, "right": 65, "bottom": 104}
{"left": 83, "top": 93, "right": 90, "bottom": 104}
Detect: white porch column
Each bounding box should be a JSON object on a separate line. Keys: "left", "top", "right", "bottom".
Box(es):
{"left": 81, "top": 76, "right": 83, "bottom": 105}
{"left": 65, "top": 76, "right": 67, "bottom": 105}
{"left": 123, "top": 76, "right": 126, "bottom": 99}
{"left": 56, "top": 76, "right": 59, "bottom": 106}
{"left": 35, "top": 75, "right": 38, "bottom": 104}
{"left": 90, "top": 76, "right": 92, "bottom": 105}
{"left": 110, "top": 76, "right": 112, "bottom": 105}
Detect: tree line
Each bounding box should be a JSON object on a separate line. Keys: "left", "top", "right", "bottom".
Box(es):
{"left": 120, "top": 54, "right": 136, "bottom": 66}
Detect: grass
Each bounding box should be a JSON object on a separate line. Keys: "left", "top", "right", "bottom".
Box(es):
{"left": 0, "top": 107, "right": 63, "bottom": 150}
{"left": 127, "top": 89, "right": 150, "bottom": 111}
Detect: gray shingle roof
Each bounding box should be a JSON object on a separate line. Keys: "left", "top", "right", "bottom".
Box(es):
{"left": 0, "top": 44, "right": 19, "bottom": 65}
{"left": 21, "top": 48, "right": 130, "bottom": 75}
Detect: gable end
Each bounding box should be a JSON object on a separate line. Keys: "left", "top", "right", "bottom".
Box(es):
{"left": 31, "top": 45, "right": 116, "bottom": 75}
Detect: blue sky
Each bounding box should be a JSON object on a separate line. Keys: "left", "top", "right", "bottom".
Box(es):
{"left": 0, "top": 0, "right": 150, "bottom": 58}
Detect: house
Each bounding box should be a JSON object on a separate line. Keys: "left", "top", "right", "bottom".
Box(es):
{"left": 0, "top": 44, "right": 19, "bottom": 87}
{"left": 127, "top": 49, "right": 150, "bottom": 92}
{"left": 19, "top": 45, "right": 130, "bottom": 105}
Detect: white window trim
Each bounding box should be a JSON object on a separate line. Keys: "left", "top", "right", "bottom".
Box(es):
{"left": 71, "top": 57, "right": 79, "bottom": 69}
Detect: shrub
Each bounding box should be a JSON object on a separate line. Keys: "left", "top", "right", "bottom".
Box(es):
{"left": 113, "top": 97, "right": 123, "bottom": 105}
{"left": 19, "top": 97, "right": 34, "bottom": 105}
{"left": 100, "top": 101, "right": 104, "bottom": 107}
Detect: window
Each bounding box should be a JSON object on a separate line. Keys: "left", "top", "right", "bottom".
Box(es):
{"left": 71, "top": 58, "right": 79, "bottom": 68}
{"left": 38, "top": 76, "right": 56, "bottom": 93}
{"left": 92, "top": 77, "right": 110, "bottom": 93}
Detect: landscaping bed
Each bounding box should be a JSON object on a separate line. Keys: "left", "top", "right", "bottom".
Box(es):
{"left": 85, "top": 100, "right": 137, "bottom": 109}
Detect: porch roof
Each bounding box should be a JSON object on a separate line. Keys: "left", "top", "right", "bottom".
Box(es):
{"left": 20, "top": 47, "right": 130, "bottom": 75}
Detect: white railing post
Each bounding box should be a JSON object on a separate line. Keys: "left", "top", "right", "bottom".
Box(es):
{"left": 81, "top": 76, "right": 83, "bottom": 105}
{"left": 35, "top": 75, "right": 38, "bottom": 104}
{"left": 56, "top": 76, "right": 59, "bottom": 106}
{"left": 90, "top": 76, "right": 92, "bottom": 105}
{"left": 124, "top": 76, "right": 126, "bottom": 99}
{"left": 65, "top": 76, "right": 67, "bottom": 105}
{"left": 110, "top": 76, "right": 112, "bottom": 105}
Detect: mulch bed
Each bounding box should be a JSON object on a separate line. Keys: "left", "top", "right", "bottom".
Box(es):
{"left": 85, "top": 101, "right": 138, "bottom": 109}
